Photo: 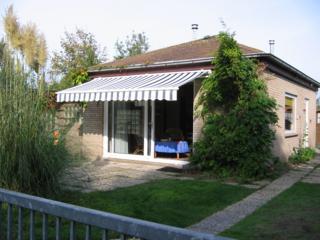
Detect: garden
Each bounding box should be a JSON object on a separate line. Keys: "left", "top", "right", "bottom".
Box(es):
{"left": 0, "top": 5, "right": 319, "bottom": 240}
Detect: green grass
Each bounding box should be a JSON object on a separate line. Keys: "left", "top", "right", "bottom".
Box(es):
{"left": 1, "top": 179, "right": 254, "bottom": 239}
{"left": 56, "top": 179, "right": 254, "bottom": 228}
{"left": 221, "top": 182, "right": 320, "bottom": 240}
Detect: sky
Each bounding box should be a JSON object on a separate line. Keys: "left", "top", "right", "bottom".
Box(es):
{"left": 0, "top": 0, "right": 320, "bottom": 82}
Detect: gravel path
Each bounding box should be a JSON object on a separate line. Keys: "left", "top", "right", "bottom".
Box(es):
{"left": 188, "top": 156, "right": 320, "bottom": 235}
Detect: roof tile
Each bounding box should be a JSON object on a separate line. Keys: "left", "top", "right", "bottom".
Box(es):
{"left": 91, "top": 36, "right": 263, "bottom": 70}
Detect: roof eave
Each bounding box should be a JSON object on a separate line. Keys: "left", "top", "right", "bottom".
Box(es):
{"left": 250, "top": 53, "right": 320, "bottom": 88}
{"left": 88, "top": 57, "right": 214, "bottom": 74}
{"left": 88, "top": 53, "right": 320, "bottom": 89}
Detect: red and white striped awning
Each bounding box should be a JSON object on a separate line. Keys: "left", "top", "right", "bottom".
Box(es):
{"left": 56, "top": 70, "right": 209, "bottom": 102}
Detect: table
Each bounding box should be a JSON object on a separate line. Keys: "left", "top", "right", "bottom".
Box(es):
{"left": 155, "top": 141, "right": 190, "bottom": 160}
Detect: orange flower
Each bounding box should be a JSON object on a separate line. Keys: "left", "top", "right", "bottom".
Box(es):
{"left": 53, "top": 130, "right": 59, "bottom": 139}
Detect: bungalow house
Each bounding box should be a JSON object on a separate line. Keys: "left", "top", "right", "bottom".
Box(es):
{"left": 57, "top": 36, "right": 320, "bottom": 164}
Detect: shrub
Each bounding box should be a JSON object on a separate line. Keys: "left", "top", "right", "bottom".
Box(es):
{"left": 0, "top": 42, "right": 70, "bottom": 195}
{"left": 191, "top": 32, "right": 278, "bottom": 179}
{"left": 289, "top": 147, "right": 316, "bottom": 164}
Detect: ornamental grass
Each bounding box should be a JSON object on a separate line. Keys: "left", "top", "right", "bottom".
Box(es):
{"left": 0, "top": 42, "right": 70, "bottom": 195}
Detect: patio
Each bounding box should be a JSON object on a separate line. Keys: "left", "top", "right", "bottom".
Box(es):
{"left": 62, "top": 160, "right": 189, "bottom": 192}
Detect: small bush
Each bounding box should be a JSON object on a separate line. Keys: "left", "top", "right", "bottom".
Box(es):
{"left": 289, "top": 147, "right": 316, "bottom": 164}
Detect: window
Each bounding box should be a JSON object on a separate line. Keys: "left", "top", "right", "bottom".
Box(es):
{"left": 317, "top": 112, "right": 320, "bottom": 124}
{"left": 285, "top": 94, "right": 296, "bottom": 132}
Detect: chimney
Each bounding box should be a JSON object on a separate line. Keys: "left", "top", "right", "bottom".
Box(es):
{"left": 191, "top": 24, "right": 199, "bottom": 40}
{"left": 269, "top": 40, "right": 275, "bottom": 54}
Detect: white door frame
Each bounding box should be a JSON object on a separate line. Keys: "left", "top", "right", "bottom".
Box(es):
{"left": 150, "top": 100, "right": 155, "bottom": 158}
{"left": 103, "top": 101, "right": 109, "bottom": 157}
{"left": 103, "top": 101, "right": 155, "bottom": 160}
{"left": 143, "top": 101, "right": 148, "bottom": 157}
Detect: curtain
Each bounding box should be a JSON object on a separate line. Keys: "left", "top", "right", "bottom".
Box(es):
{"left": 114, "top": 102, "right": 129, "bottom": 154}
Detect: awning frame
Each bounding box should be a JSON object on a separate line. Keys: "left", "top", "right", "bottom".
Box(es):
{"left": 56, "top": 69, "right": 210, "bottom": 102}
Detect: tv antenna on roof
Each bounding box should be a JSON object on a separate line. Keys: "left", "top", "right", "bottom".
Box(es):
{"left": 269, "top": 40, "right": 275, "bottom": 54}
{"left": 191, "top": 24, "right": 199, "bottom": 40}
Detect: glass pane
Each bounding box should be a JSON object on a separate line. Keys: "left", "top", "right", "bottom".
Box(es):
{"left": 147, "top": 101, "right": 152, "bottom": 156}
{"left": 285, "top": 96, "right": 294, "bottom": 131}
{"left": 114, "top": 101, "right": 144, "bottom": 155}
{"left": 108, "top": 102, "right": 112, "bottom": 152}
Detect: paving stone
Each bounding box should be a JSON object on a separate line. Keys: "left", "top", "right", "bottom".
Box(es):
{"left": 301, "top": 167, "right": 320, "bottom": 184}
{"left": 61, "top": 160, "right": 186, "bottom": 192}
{"left": 251, "top": 179, "right": 272, "bottom": 187}
{"left": 302, "top": 177, "right": 320, "bottom": 184}
{"left": 188, "top": 156, "right": 320, "bottom": 235}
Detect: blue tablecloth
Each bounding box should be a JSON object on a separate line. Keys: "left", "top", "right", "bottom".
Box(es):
{"left": 155, "top": 141, "right": 190, "bottom": 154}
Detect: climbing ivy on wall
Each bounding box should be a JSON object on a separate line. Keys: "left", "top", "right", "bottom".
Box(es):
{"left": 191, "top": 32, "right": 278, "bottom": 179}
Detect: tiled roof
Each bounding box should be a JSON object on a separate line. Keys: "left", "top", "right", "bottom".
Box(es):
{"left": 90, "top": 35, "right": 263, "bottom": 70}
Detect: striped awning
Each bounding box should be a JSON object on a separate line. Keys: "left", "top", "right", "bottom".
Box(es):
{"left": 56, "top": 70, "right": 209, "bottom": 102}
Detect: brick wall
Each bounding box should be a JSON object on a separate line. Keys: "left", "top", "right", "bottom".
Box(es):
{"left": 55, "top": 103, "right": 83, "bottom": 158}
{"left": 82, "top": 102, "right": 104, "bottom": 161}
{"left": 263, "top": 71, "right": 317, "bottom": 160}
{"left": 193, "top": 78, "right": 204, "bottom": 143}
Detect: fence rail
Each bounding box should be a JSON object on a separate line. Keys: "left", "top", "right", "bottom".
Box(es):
{"left": 0, "top": 188, "right": 231, "bottom": 240}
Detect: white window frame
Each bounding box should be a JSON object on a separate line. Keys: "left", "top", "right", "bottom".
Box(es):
{"left": 304, "top": 98, "right": 309, "bottom": 147}
{"left": 284, "top": 93, "right": 297, "bottom": 134}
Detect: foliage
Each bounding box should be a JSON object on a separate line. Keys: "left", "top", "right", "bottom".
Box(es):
{"left": 289, "top": 147, "right": 316, "bottom": 164}
{"left": 221, "top": 182, "right": 320, "bottom": 239}
{"left": 191, "top": 32, "right": 278, "bottom": 179}
{"left": 50, "top": 28, "right": 106, "bottom": 90}
{"left": 3, "top": 5, "right": 47, "bottom": 74}
{"left": 114, "top": 32, "right": 149, "bottom": 59}
{"left": 0, "top": 41, "right": 70, "bottom": 195}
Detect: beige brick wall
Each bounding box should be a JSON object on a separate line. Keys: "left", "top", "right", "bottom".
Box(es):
{"left": 82, "top": 102, "right": 104, "bottom": 161}
{"left": 193, "top": 78, "right": 204, "bottom": 143}
{"left": 263, "top": 71, "right": 317, "bottom": 160}
{"left": 55, "top": 103, "right": 83, "bottom": 158}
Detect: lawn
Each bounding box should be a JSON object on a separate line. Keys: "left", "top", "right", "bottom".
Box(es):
{"left": 2, "top": 179, "right": 254, "bottom": 239}
{"left": 221, "top": 182, "right": 320, "bottom": 240}
{"left": 56, "top": 179, "right": 254, "bottom": 228}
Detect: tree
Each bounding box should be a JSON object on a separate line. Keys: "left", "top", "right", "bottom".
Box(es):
{"left": 114, "top": 32, "right": 149, "bottom": 59}
{"left": 3, "top": 5, "right": 47, "bottom": 75}
{"left": 191, "top": 32, "right": 278, "bottom": 179}
{"left": 50, "top": 29, "right": 106, "bottom": 90}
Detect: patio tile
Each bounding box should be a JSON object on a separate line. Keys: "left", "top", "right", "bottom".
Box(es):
{"left": 62, "top": 159, "right": 184, "bottom": 192}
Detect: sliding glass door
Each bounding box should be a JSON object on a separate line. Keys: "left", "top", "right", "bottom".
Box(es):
{"left": 106, "top": 101, "right": 153, "bottom": 158}
{"left": 114, "top": 101, "right": 145, "bottom": 155}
